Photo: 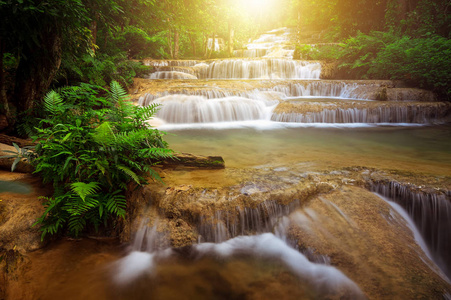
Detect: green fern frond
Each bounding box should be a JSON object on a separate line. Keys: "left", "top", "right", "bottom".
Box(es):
{"left": 68, "top": 215, "right": 86, "bottom": 237}
{"left": 70, "top": 182, "right": 101, "bottom": 201}
{"left": 147, "top": 168, "right": 163, "bottom": 183}
{"left": 136, "top": 103, "right": 161, "bottom": 121}
{"left": 43, "top": 91, "right": 63, "bottom": 114}
{"left": 105, "top": 192, "right": 126, "bottom": 216}
{"left": 93, "top": 122, "right": 116, "bottom": 145}
{"left": 117, "top": 165, "right": 141, "bottom": 184}
{"left": 109, "top": 81, "right": 129, "bottom": 104}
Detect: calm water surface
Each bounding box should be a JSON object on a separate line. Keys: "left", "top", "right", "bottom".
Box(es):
{"left": 165, "top": 124, "right": 451, "bottom": 175}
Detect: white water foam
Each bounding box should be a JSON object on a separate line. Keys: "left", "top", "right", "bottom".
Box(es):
{"left": 375, "top": 193, "right": 450, "bottom": 283}
{"left": 114, "top": 231, "right": 364, "bottom": 297}
{"left": 156, "top": 121, "right": 424, "bottom": 131}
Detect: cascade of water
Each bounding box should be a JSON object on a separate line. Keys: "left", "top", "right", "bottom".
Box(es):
{"left": 206, "top": 59, "right": 321, "bottom": 79}
{"left": 115, "top": 204, "right": 364, "bottom": 298}
{"left": 143, "top": 60, "right": 199, "bottom": 67}
{"left": 148, "top": 71, "right": 198, "bottom": 80}
{"left": 282, "top": 82, "right": 364, "bottom": 98}
{"left": 138, "top": 81, "right": 373, "bottom": 107}
{"left": 233, "top": 49, "right": 268, "bottom": 58}
{"left": 197, "top": 199, "right": 301, "bottom": 243}
{"left": 151, "top": 95, "right": 274, "bottom": 123}
{"left": 370, "top": 181, "right": 451, "bottom": 279}
{"left": 272, "top": 105, "right": 446, "bottom": 124}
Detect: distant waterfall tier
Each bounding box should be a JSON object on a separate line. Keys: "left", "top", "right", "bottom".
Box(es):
{"left": 137, "top": 80, "right": 437, "bottom": 107}
{"left": 206, "top": 59, "right": 320, "bottom": 79}
{"left": 233, "top": 49, "right": 268, "bottom": 58}
{"left": 272, "top": 102, "right": 451, "bottom": 124}
{"left": 148, "top": 71, "right": 198, "bottom": 80}
{"left": 142, "top": 59, "right": 199, "bottom": 67}
{"left": 151, "top": 95, "right": 273, "bottom": 123}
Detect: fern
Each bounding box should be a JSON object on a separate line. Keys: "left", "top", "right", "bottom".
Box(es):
{"left": 43, "top": 90, "right": 64, "bottom": 114}
{"left": 70, "top": 182, "right": 101, "bottom": 201}
{"left": 117, "top": 165, "right": 141, "bottom": 185}
{"left": 93, "top": 122, "right": 116, "bottom": 145}
{"left": 135, "top": 103, "right": 161, "bottom": 122}
{"left": 109, "top": 80, "right": 129, "bottom": 105}
{"left": 31, "top": 81, "right": 171, "bottom": 238}
{"left": 105, "top": 192, "right": 126, "bottom": 216}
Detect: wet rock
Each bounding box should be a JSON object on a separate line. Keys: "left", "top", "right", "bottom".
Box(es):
{"left": 0, "top": 172, "right": 47, "bottom": 253}
{"left": 288, "top": 186, "right": 451, "bottom": 299}
{"left": 386, "top": 87, "right": 436, "bottom": 101}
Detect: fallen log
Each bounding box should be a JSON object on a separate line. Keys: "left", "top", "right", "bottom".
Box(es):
{"left": 0, "top": 142, "right": 225, "bottom": 173}
{"left": 159, "top": 153, "right": 225, "bottom": 169}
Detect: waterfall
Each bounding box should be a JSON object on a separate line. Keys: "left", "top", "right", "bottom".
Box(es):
{"left": 148, "top": 71, "right": 198, "bottom": 80}
{"left": 143, "top": 60, "right": 199, "bottom": 67}
{"left": 272, "top": 105, "right": 448, "bottom": 124}
{"left": 370, "top": 181, "right": 451, "bottom": 279}
{"left": 151, "top": 95, "right": 273, "bottom": 123}
{"left": 197, "top": 199, "right": 301, "bottom": 243}
{"left": 233, "top": 49, "right": 268, "bottom": 58}
{"left": 114, "top": 211, "right": 364, "bottom": 299}
{"left": 206, "top": 59, "right": 321, "bottom": 79}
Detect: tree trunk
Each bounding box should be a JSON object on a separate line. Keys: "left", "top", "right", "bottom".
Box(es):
{"left": 0, "top": 35, "right": 11, "bottom": 124}
{"left": 91, "top": 19, "right": 98, "bottom": 54}
{"left": 208, "top": 32, "right": 215, "bottom": 58}
{"left": 167, "top": 29, "right": 174, "bottom": 59}
{"left": 228, "top": 21, "right": 234, "bottom": 57}
{"left": 188, "top": 33, "right": 196, "bottom": 57}
{"left": 203, "top": 32, "right": 208, "bottom": 57}
{"left": 14, "top": 25, "right": 62, "bottom": 115}
{"left": 173, "top": 29, "right": 180, "bottom": 59}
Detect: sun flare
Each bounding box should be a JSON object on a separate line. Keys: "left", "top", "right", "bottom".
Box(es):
{"left": 241, "top": 0, "right": 275, "bottom": 16}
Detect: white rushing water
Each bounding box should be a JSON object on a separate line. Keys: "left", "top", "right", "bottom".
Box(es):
{"left": 375, "top": 193, "right": 450, "bottom": 283}
{"left": 114, "top": 223, "right": 364, "bottom": 298}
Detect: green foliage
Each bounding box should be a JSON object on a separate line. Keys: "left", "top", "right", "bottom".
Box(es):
{"left": 336, "top": 31, "right": 399, "bottom": 78}
{"left": 104, "top": 26, "right": 169, "bottom": 59}
{"left": 295, "top": 44, "right": 342, "bottom": 61}
{"left": 56, "top": 53, "right": 150, "bottom": 88}
{"left": 370, "top": 35, "right": 451, "bottom": 98}
{"left": 306, "top": 30, "right": 451, "bottom": 98}
{"left": 29, "top": 81, "right": 172, "bottom": 239}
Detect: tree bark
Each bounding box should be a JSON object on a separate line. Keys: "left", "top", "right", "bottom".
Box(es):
{"left": 208, "top": 32, "right": 215, "bottom": 58}
{"left": 167, "top": 29, "right": 174, "bottom": 59}
{"left": 173, "top": 29, "right": 180, "bottom": 59}
{"left": 0, "top": 35, "right": 11, "bottom": 124}
{"left": 90, "top": 19, "right": 98, "bottom": 54}
{"left": 228, "top": 21, "right": 234, "bottom": 57}
{"left": 14, "top": 25, "right": 62, "bottom": 115}
{"left": 203, "top": 32, "right": 208, "bottom": 57}
{"left": 188, "top": 33, "right": 196, "bottom": 56}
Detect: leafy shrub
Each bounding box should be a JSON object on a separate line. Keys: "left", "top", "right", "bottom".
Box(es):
{"left": 57, "top": 53, "right": 150, "bottom": 88}
{"left": 30, "top": 81, "right": 172, "bottom": 239}
{"left": 336, "top": 31, "right": 399, "bottom": 78}
{"left": 295, "top": 44, "right": 342, "bottom": 61}
{"left": 370, "top": 35, "right": 451, "bottom": 98}
{"left": 104, "top": 26, "right": 169, "bottom": 59}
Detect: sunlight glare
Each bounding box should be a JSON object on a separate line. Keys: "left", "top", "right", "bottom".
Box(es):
{"left": 242, "top": 0, "right": 275, "bottom": 16}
